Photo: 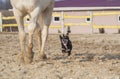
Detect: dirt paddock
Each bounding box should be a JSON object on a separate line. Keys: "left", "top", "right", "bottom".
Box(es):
{"left": 0, "top": 33, "right": 120, "bottom": 79}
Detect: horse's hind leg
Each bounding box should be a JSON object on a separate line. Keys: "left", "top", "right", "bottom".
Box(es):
{"left": 13, "top": 8, "right": 26, "bottom": 63}
{"left": 25, "top": 8, "right": 41, "bottom": 63}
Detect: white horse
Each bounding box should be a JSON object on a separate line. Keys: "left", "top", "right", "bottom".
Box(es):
{"left": 10, "top": 0, "right": 54, "bottom": 64}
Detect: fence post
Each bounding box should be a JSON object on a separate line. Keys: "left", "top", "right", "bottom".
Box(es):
{"left": 90, "top": 11, "right": 93, "bottom": 34}
{"left": 61, "top": 11, "right": 64, "bottom": 34}
{"left": 0, "top": 12, "right": 2, "bottom": 32}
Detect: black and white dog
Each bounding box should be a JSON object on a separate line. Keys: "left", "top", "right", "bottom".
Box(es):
{"left": 59, "top": 27, "right": 72, "bottom": 56}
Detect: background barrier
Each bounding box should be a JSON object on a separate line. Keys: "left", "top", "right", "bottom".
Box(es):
{"left": 1, "top": 12, "right": 120, "bottom": 33}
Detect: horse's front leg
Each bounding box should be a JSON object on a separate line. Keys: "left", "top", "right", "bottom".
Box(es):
{"left": 25, "top": 8, "right": 41, "bottom": 64}
{"left": 39, "top": 25, "right": 48, "bottom": 59}
{"left": 39, "top": 6, "right": 53, "bottom": 59}
{"left": 13, "top": 9, "right": 26, "bottom": 63}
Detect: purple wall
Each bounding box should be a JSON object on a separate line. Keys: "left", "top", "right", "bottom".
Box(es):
{"left": 55, "top": 0, "right": 120, "bottom": 7}
{"left": 1, "top": 0, "right": 120, "bottom": 10}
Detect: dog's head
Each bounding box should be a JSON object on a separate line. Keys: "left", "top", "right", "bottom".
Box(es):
{"left": 60, "top": 34, "right": 69, "bottom": 47}
{"left": 58, "top": 27, "right": 71, "bottom": 49}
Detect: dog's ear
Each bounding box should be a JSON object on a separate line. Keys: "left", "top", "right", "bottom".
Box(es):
{"left": 63, "top": 34, "right": 65, "bottom": 37}
{"left": 59, "top": 35, "right": 62, "bottom": 38}
{"left": 66, "top": 26, "right": 71, "bottom": 35}
{"left": 68, "top": 27, "right": 71, "bottom": 33}
{"left": 58, "top": 29, "right": 61, "bottom": 33}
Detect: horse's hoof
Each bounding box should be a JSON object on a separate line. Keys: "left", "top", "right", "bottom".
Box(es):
{"left": 39, "top": 54, "right": 47, "bottom": 60}
{"left": 24, "top": 56, "right": 33, "bottom": 64}
{"left": 24, "top": 51, "right": 34, "bottom": 64}
{"left": 18, "top": 53, "right": 24, "bottom": 64}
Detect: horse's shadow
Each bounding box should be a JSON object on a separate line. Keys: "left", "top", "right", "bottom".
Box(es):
{"left": 100, "top": 53, "right": 120, "bottom": 60}
{"left": 74, "top": 53, "right": 95, "bottom": 62}
{"left": 53, "top": 52, "right": 120, "bottom": 63}
{"left": 75, "top": 53, "right": 120, "bottom": 62}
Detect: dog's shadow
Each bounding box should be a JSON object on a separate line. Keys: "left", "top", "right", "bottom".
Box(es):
{"left": 53, "top": 54, "right": 69, "bottom": 60}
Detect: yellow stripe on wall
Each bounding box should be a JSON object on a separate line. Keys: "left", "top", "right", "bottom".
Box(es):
{"left": 65, "top": 23, "right": 90, "bottom": 26}
{"left": 2, "top": 24, "right": 17, "bottom": 27}
{"left": 50, "top": 26, "right": 62, "bottom": 28}
{"left": 2, "top": 16, "right": 15, "bottom": 20}
{"left": 64, "top": 15, "right": 90, "bottom": 19}
{"left": 52, "top": 13, "right": 61, "bottom": 16}
{"left": 93, "top": 12, "right": 120, "bottom": 16}
{"left": 2, "top": 24, "right": 62, "bottom": 28}
{"left": 2, "top": 24, "right": 28, "bottom": 28}
{"left": 93, "top": 25, "right": 120, "bottom": 28}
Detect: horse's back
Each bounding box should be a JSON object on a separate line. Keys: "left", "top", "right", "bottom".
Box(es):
{"left": 10, "top": 0, "right": 54, "bottom": 13}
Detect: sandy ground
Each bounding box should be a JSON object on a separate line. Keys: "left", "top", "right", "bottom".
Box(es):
{"left": 0, "top": 33, "right": 120, "bottom": 79}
